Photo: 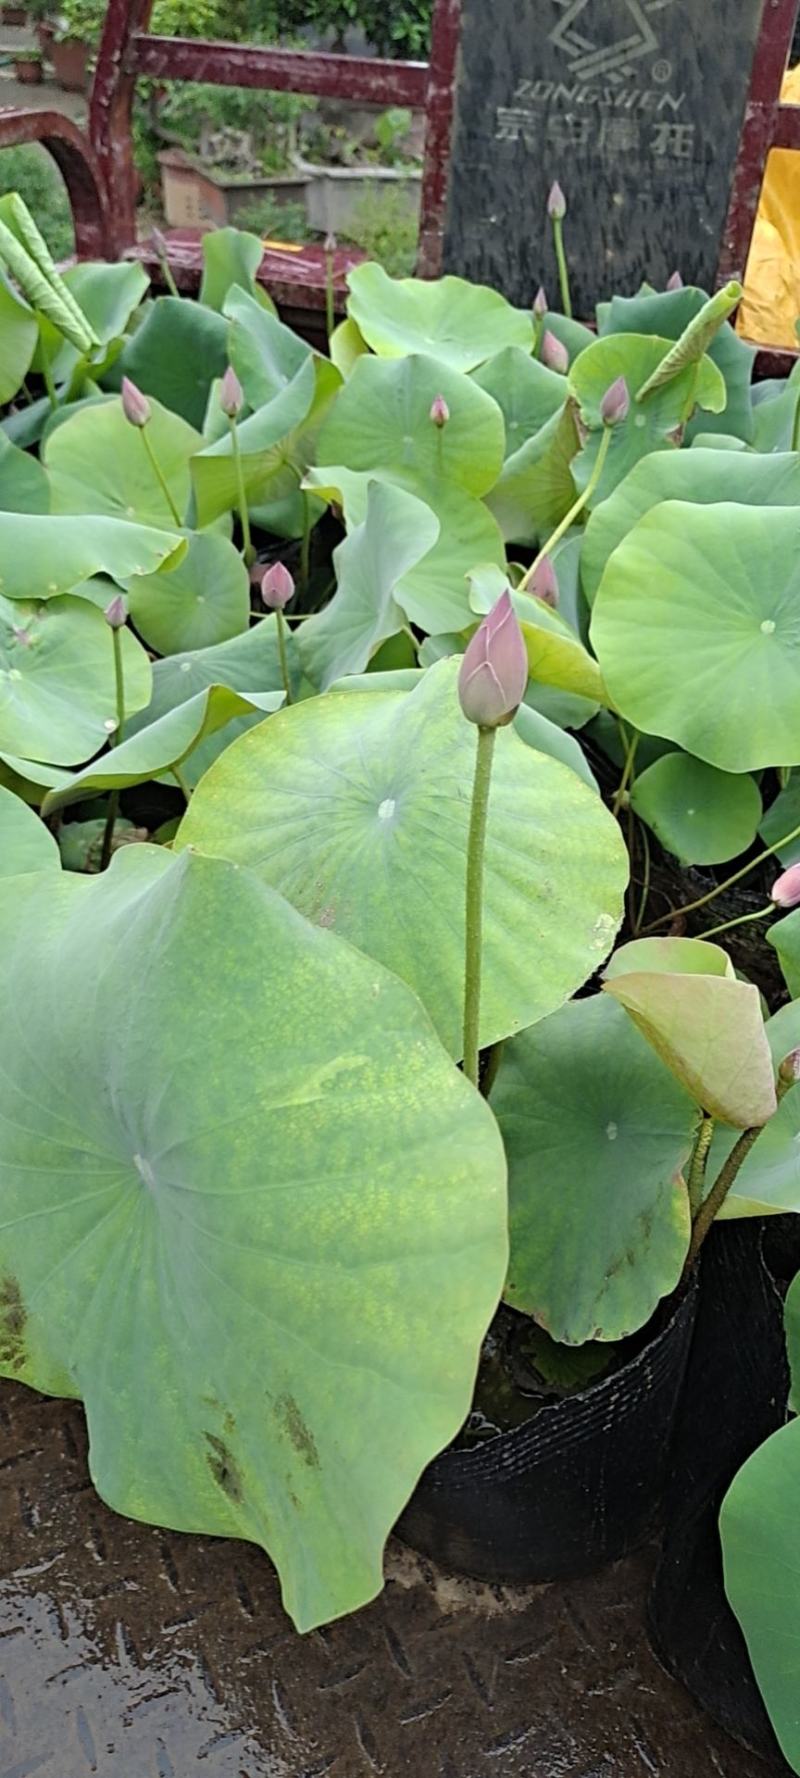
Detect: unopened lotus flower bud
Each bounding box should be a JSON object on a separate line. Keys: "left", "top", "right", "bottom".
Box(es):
{"left": 533, "top": 285, "right": 548, "bottom": 318}
{"left": 600, "top": 375, "right": 631, "bottom": 426}
{"left": 260, "top": 561, "right": 295, "bottom": 611}
{"left": 779, "top": 1047, "right": 800, "bottom": 1087}
{"left": 104, "top": 593, "right": 128, "bottom": 629}
{"left": 529, "top": 556, "right": 559, "bottom": 609}
{"left": 772, "top": 863, "right": 800, "bottom": 908}
{"left": 541, "top": 329, "right": 569, "bottom": 374}
{"left": 430, "top": 393, "right": 450, "bottom": 428}
{"left": 220, "top": 365, "right": 244, "bottom": 419}
{"left": 547, "top": 180, "right": 567, "bottom": 220}
{"left": 666, "top": 270, "right": 684, "bottom": 291}
{"left": 121, "top": 376, "right": 151, "bottom": 428}
{"left": 324, "top": 231, "right": 337, "bottom": 254}
{"left": 458, "top": 590, "right": 528, "bottom": 730}
{"left": 152, "top": 225, "right": 168, "bottom": 259}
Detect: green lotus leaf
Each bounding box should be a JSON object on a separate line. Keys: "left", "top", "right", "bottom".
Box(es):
{"left": 346, "top": 263, "right": 532, "bottom": 370}
{"left": 466, "top": 578, "right": 606, "bottom": 706}
{"left": 191, "top": 357, "right": 337, "bottom": 528}
{"left": 225, "top": 285, "right": 311, "bottom": 409}
{"left": 569, "top": 335, "right": 726, "bottom": 504}
{"left": 752, "top": 368, "right": 800, "bottom": 453}
{"left": 0, "top": 593, "right": 151, "bottom": 765}
{"left": 484, "top": 404, "right": 579, "bottom": 547}
{"left": 721, "top": 1417, "right": 800, "bottom": 1773}
{"left": 581, "top": 449, "right": 800, "bottom": 607}
{"left": 0, "top": 512, "right": 185, "bottom": 602}
{"left": 177, "top": 658, "right": 627, "bottom": 1057}
{"left": 603, "top": 969, "right": 776, "bottom": 1128}
{"left": 605, "top": 937, "right": 735, "bottom": 981}
{"left": 41, "top": 685, "right": 283, "bottom": 816}
{"left": 298, "top": 482, "right": 438, "bottom": 690}
{"left": 630, "top": 753, "right": 762, "bottom": 866}
{"left": 708, "top": 999, "right": 800, "bottom": 1217}
{"left": 112, "top": 297, "right": 229, "bottom": 430}
{"left": 0, "top": 428, "right": 50, "bottom": 515}
{"left": 44, "top": 395, "right": 201, "bottom": 528}
{"left": 199, "top": 227, "right": 276, "bottom": 313}
{"left": 0, "top": 749, "right": 70, "bottom": 802}
{"left": 0, "top": 845, "right": 507, "bottom": 1631}
{"left": 759, "top": 773, "right": 800, "bottom": 870}
{"left": 0, "top": 781, "right": 59, "bottom": 875}
{"left": 46, "top": 261, "right": 150, "bottom": 391}
{"left": 126, "top": 530, "right": 249, "bottom": 655}
{"left": 491, "top": 994, "right": 694, "bottom": 1343}
{"left": 534, "top": 309, "right": 595, "bottom": 362}
{"left": 770, "top": 909, "right": 800, "bottom": 999}
{"left": 329, "top": 315, "right": 369, "bottom": 377}
{"left": 472, "top": 347, "right": 566, "bottom": 457}
{"left": 317, "top": 352, "right": 505, "bottom": 498}
{"left": 786, "top": 1270, "right": 800, "bottom": 1412}
{"left": 125, "top": 616, "right": 296, "bottom": 789}
{"left": 591, "top": 502, "right": 800, "bottom": 772}
{"left": 0, "top": 270, "right": 37, "bottom": 403}
{"left": 598, "top": 286, "right": 755, "bottom": 443}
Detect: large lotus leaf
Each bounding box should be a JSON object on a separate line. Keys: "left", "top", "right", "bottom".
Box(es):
{"left": 41, "top": 686, "right": 283, "bottom": 816}
{"left": 591, "top": 502, "right": 800, "bottom": 772}
{"left": 306, "top": 465, "right": 506, "bottom": 636}
{"left": 581, "top": 450, "right": 800, "bottom": 607}
{"left": 190, "top": 358, "right": 323, "bottom": 528}
{"left": 569, "top": 335, "right": 726, "bottom": 504}
{"left": 605, "top": 937, "right": 735, "bottom": 981}
{"left": 0, "top": 750, "right": 70, "bottom": 803}
{"left": 329, "top": 316, "right": 369, "bottom": 378}
{"left": 485, "top": 404, "right": 579, "bottom": 547}
{"left": 125, "top": 617, "right": 296, "bottom": 789}
{"left": 770, "top": 911, "right": 800, "bottom": 1000}
{"left": 0, "top": 782, "right": 59, "bottom": 875}
{"left": 0, "top": 845, "right": 508, "bottom": 1631}
{"left": 110, "top": 297, "right": 229, "bottom": 430}
{"left": 0, "top": 513, "right": 185, "bottom": 603}
{"left": 177, "top": 658, "right": 627, "bottom": 1057}
{"left": 298, "top": 482, "right": 438, "bottom": 690}
{"left": 759, "top": 774, "right": 800, "bottom": 870}
{"left": 752, "top": 370, "right": 800, "bottom": 454}
{"left": 787, "top": 1271, "right": 800, "bottom": 1413}
{"left": 44, "top": 396, "right": 200, "bottom": 528}
{"left": 317, "top": 353, "right": 505, "bottom": 498}
{"left": 0, "top": 271, "right": 37, "bottom": 403}
{"left": 0, "top": 429, "right": 50, "bottom": 515}
{"left": 226, "top": 285, "right": 311, "bottom": 409}
{"left": 472, "top": 348, "right": 566, "bottom": 458}
{"left": 603, "top": 970, "right": 776, "bottom": 1128}
{"left": 708, "top": 999, "right": 800, "bottom": 1217}
{"left": 0, "top": 593, "right": 151, "bottom": 766}
{"left": 598, "top": 287, "right": 755, "bottom": 443}
{"left": 491, "top": 995, "right": 694, "bottom": 1343}
{"left": 199, "top": 227, "right": 275, "bottom": 314}
{"left": 47, "top": 261, "right": 150, "bottom": 390}
{"left": 126, "top": 530, "right": 249, "bottom": 655}
{"left": 721, "top": 1418, "right": 800, "bottom": 1773}
{"left": 630, "top": 753, "right": 762, "bottom": 867}
{"left": 345, "top": 263, "right": 532, "bottom": 370}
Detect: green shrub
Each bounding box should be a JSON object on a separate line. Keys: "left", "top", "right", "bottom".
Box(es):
{"left": 0, "top": 146, "right": 74, "bottom": 260}
{"left": 346, "top": 185, "right": 419, "bottom": 276}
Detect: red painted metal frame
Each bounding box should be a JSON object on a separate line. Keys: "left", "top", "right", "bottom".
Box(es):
{"left": 0, "top": 107, "right": 111, "bottom": 257}
{"left": 417, "top": 0, "right": 460, "bottom": 277}
{"left": 129, "top": 37, "right": 428, "bottom": 107}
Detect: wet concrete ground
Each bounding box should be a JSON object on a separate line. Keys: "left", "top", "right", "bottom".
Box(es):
{"left": 0, "top": 1378, "right": 769, "bottom": 1778}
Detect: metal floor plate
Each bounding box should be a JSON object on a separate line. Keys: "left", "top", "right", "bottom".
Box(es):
{"left": 0, "top": 1380, "right": 767, "bottom": 1778}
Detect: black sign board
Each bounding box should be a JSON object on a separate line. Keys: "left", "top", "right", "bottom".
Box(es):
{"left": 442, "top": 0, "right": 766, "bottom": 311}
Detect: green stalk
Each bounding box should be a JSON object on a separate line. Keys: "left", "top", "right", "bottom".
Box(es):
{"left": 40, "top": 335, "right": 57, "bottom": 413}
{"left": 687, "top": 1115, "right": 716, "bottom": 1217}
{"left": 300, "top": 491, "right": 311, "bottom": 595}
{"left": 640, "top": 818, "right": 800, "bottom": 935}
{"left": 792, "top": 384, "right": 800, "bottom": 454}
{"left": 518, "top": 426, "right": 612, "bottom": 593}
{"left": 633, "top": 819, "right": 651, "bottom": 936}
{"left": 276, "top": 607, "right": 293, "bottom": 707}
{"left": 552, "top": 215, "right": 572, "bottom": 319}
{"left": 157, "top": 250, "right": 180, "bottom": 301}
{"left": 100, "top": 628, "right": 126, "bottom": 872}
{"left": 463, "top": 725, "right": 497, "bottom": 1088}
{"left": 228, "top": 414, "right": 254, "bottom": 566}
{"left": 695, "top": 904, "right": 773, "bottom": 941}
{"left": 612, "top": 728, "right": 640, "bottom": 817}
{"left": 141, "top": 426, "right": 182, "bottom": 528}
{"left": 687, "top": 1069, "right": 799, "bottom": 1266}
{"left": 325, "top": 243, "right": 336, "bottom": 344}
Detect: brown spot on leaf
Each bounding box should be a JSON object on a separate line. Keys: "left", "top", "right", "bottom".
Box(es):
{"left": 203, "top": 1433, "right": 244, "bottom": 1504}
{"left": 0, "top": 1275, "right": 26, "bottom": 1373}
{"left": 276, "top": 1395, "right": 319, "bottom": 1469}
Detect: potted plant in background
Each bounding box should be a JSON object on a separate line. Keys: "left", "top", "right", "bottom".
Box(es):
{"left": 12, "top": 43, "right": 43, "bottom": 82}
{"left": 26, "top": 0, "right": 56, "bottom": 57}
{"left": 51, "top": 0, "right": 102, "bottom": 90}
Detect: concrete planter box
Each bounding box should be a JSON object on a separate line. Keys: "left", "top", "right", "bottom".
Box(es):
{"left": 158, "top": 149, "right": 309, "bottom": 232}
{"left": 299, "top": 161, "right": 422, "bottom": 236}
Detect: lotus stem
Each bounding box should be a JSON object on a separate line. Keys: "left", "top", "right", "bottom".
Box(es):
{"left": 276, "top": 608, "right": 293, "bottom": 707}
{"left": 228, "top": 414, "right": 254, "bottom": 566}
{"left": 325, "top": 242, "right": 336, "bottom": 344}
{"left": 640, "top": 818, "right": 800, "bottom": 935}
{"left": 694, "top": 904, "right": 774, "bottom": 941}
{"left": 552, "top": 214, "right": 572, "bottom": 319}
{"left": 141, "top": 426, "right": 182, "bottom": 528}
{"left": 687, "top": 1115, "right": 716, "bottom": 1217}
{"left": 792, "top": 385, "right": 800, "bottom": 454}
{"left": 463, "top": 725, "right": 497, "bottom": 1088}
{"left": 633, "top": 820, "right": 651, "bottom": 936}
{"left": 40, "top": 335, "right": 57, "bottom": 412}
{"left": 300, "top": 491, "right": 311, "bottom": 596}
{"left": 518, "top": 425, "right": 612, "bottom": 594}
{"left": 100, "top": 627, "right": 126, "bottom": 872}
{"left": 171, "top": 763, "right": 192, "bottom": 803}
{"left": 612, "top": 728, "right": 640, "bottom": 817}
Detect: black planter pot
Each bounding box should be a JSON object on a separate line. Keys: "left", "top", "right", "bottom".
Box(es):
{"left": 397, "top": 1276, "right": 698, "bottom": 1583}
{"left": 648, "top": 1220, "right": 800, "bottom": 1772}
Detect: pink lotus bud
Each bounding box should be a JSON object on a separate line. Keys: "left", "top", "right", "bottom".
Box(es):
{"left": 666, "top": 270, "right": 684, "bottom": 291}
{"left": 600, "top": 376, "right": 631, "bottom": 426}
{"left": 324, "top": 231, "right": 337, "bottom": 254}
{"left": 529, "top": 556, "right": 559, "bottom": 609}
{"left": 260, "top": 562, "right": 295, "bottom": 611}
{"left": 152, "top": 225, "right": 168, "bottom": 260}
{"left": 772, "top": 863, "right": 800, "bottom": 908}
{"left": 121, "top": 376, "right": 151, "bottom": 428}
{"left": 219, "top": 365, "right": 244, "bottom": 419}
{"left": 533, "top": 286, "right": 548, "bottom": 317}
{"left": 104, "top": 594, "right": 128, "bottom": 629}
{"left": 779, "top": 1048, "right": 800, "bottom": 1086}
{"left": 548, "top": 180, "right": 567, "bottom": 221}
{"left": 541, "top": 329, "right": 569, "bottom": 374}
{"left": 458, "top": 590, "right": 528, "bottom": 730}
{"left": 430, "top": 393, "right": 450, "bottom": 428}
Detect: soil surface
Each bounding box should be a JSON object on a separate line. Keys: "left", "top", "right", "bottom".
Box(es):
{"left": 0, "top": 1379, "right": 769, "bottom": 1778}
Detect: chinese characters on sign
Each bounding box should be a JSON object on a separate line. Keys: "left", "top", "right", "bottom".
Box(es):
{"left": 495, "top": 83, "right": 697, "bottom": 163}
